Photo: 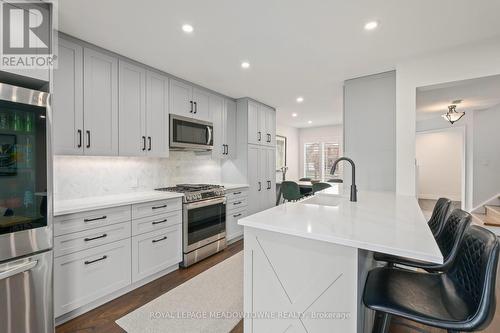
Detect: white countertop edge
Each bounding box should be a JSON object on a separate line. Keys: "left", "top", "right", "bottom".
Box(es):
{"left": 222, "top": 183, "right": 250, "bottom": 190}
{"left": 54, "top": 192, "right": 184, "bottom": 216}
{"left": 241, "top": 223, "right": 444, "bottom": 264}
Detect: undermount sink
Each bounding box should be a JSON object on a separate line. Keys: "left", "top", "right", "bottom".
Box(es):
{"left": 300, "top": 195, "right": 342, "bottom": 207}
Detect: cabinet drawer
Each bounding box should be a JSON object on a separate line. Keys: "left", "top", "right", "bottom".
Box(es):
{"left": 131, "top": 225, "right": 182, "bottom": 282}
{"left": 132, "top": 210, "right": 182, "bottom": 236}
{"left": 226, "top": 207, "right": 248, "bottom": 241}
{"left": 54, "top": 206, "right": 131, "bottom": 236}
{"left": 131, "top": 198, "right": 182, "bottom": 219}
{"left": 54, "top": 239, "right": 131, "bottom": 317}
{"left": 227, "top": 197, "right": 248, "bottom": 211}
{"left": 225, "top": 188, "right": 248, "bottom": 201}
{"left": 54, "top": 222, "right": 131, "bottom": 257}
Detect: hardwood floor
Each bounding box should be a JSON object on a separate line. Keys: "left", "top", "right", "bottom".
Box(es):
{"left": 56, "top": 239, "right": 244, "bottom": 333}
{"left": 56, "top": 236, "right": 498, "bottom": 333}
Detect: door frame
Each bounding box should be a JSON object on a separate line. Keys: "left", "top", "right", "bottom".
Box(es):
{"left": 415, "top": 126, "right": 466, "bottom": 209}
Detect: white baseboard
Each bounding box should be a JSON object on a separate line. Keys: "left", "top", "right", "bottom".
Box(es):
{"left": 55, "top": 263, "right": 179, "bottom": 326}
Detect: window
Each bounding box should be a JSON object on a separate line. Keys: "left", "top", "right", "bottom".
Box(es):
{"left": 304, "top": 142, "right": 341, "bottom": 179}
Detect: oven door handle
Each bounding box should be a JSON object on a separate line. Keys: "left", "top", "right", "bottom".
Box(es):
{"left": 185, "top": 197, "right": 225, "bottom": 209}
{"left": 0, "top": 260, "right": 37, "bottom": 280}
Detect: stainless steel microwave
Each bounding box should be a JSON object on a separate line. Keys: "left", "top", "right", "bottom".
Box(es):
{"left": 169, "top": 114, "right": 213, "bottom": 151}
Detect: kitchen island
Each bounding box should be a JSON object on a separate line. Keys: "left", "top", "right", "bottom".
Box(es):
{"left": 238, "top": 188, "right": 443, "bottom": 333}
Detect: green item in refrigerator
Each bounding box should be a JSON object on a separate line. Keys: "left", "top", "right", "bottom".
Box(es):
{"left": 25, "top": 113, "right": 33, "bottom": 132}
{"left": 13, "top": 112, "right": 24, "bottom": 131}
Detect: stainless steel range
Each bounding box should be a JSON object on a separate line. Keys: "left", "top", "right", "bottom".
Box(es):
{"left": 156, "top": 184, "right": 226, "bottom": 267}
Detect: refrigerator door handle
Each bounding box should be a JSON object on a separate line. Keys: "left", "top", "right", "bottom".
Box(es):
{"left": 0, "top": 260, "right": 37, "bottom": 280}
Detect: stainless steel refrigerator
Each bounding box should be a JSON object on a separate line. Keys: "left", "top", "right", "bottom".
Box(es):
{"left": 0, "top": 82, "right": 53, "bottom": 333}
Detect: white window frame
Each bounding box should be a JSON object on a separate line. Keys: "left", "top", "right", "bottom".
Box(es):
{"left": 303, "top": 142, "right": 341, "bottom": 179}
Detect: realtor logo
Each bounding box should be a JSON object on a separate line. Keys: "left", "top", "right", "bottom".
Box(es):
{"left": 1, "top": 0, "right": 57, "bottom": 70}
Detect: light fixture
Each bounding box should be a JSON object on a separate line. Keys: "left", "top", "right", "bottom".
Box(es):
{"left": 441, "top": 104, "right": 465, "bottom": 124}
{"left": 364, "top": 21, "right": 379, "bottom": 31}
{"left": 296, "top": 96, "right": 304, "bottom": 103}
{"left": 292, "top": 113, "right": 298, "bottom": 117}
{"left": 182, "top": 24, "right": 194, "bottom": 33}
{"left": 241, "top": 61, "right": 250, "bottom": 69}
{"left": 308, "top": 120, "right": 312, "bottom": 124}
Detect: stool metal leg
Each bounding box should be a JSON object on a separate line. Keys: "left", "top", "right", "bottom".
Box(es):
{"left": 372, "top": 311, "right": 391, "bottom": 333}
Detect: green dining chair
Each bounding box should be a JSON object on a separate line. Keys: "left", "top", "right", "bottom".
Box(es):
{"left": 312, "top": 182, "right": 332, "bottom": 194}
{"left": 281, "top": 181, "right": 303, "bottom": 202}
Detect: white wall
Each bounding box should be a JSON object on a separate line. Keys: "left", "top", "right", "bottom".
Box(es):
{"left": 416, "top": 130, "right": 463, "bottom": 201}
{"left": 473, "top": 104, "right": 500, "bottom": 206}
{"left": 298, "top": 125, "right": 343, "bottom": 178}
{"left": 396, "top": 37, "right": 500, "bottom": 196}
{"left": 416, "top": 114, "right": 473, "bottom": 209}
{"left": 276, "top": 123, "right": 299, "bottom": 181}
{"left": 54, "top": 151, "right": 221, "bottom": 200}
{"left": 344, "top": 71, "right": 396, "bottom": 191}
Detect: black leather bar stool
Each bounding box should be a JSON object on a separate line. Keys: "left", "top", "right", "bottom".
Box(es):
{"left": 364, "top": 225, "right": 499, "bottom": 333}
{"left": 374, "top": 208, "right": 469, "bottom": 272}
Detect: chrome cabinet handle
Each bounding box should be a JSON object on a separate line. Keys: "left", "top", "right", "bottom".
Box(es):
{"left": 152, "top": 219, "right": 168, "bottom": 225}
{"left": 84, "top": 255, "right": 107, "bottom": 265}
{"left": 86, "top": 130, "right": 91, "bottom": 148}
{"left": 84, "top": 234, "right": 107, "bottom": 242}
{"left": 84, "top": 215, "right": 107, "bottom": 222}
{"left": 207, "top": 126, "right": 212, "bottom": 145}
{"left": 152, "top": 236, "right": 167, "bottom": 243}
{"left": 152, "top": 204, "right": 167, "bottom": 210}
{"left": 77, "top": 129, "right": 82, "bottom": 148}
{"left": 148, "top": 136, "right": 152, "bottom": 151}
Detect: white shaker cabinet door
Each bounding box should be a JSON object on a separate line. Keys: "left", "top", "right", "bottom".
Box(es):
{"left": 247, "top": 145, "right": 261, "bottom": 215}
{"left": 192, "top": 88, "right": 210, "bottom": 121}
{"left": 53, "top": 38, "right": 84, "bottom": 155}
{"left": 210, "top": 94, "right": 225, "bottom": 158}
{"left": 146, "top": 71, "right": 169, "bottom": 157}
{"left": 169, "top": 78, "right": 193, "bottom": 118}
{"left": 247, "top": 100, "right": 261, "bottom": 145}
{"left": 225, "top": 99, "right": 237, "bottom": 159}
{"left": 83, "top": 48, "right": 119, "bottom": 156}
{"left": 118, "top": 60, "right": 146, "bottom": 156}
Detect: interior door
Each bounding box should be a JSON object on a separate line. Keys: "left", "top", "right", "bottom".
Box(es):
{"left": 225, "top": 99, "right": 237, "bottom": 159}
{"left": 247, "top": 101, "right": 260, "bottom": 145}
{"left": 83, "top": 47, "right": 118, "bottom": 156}
{"left": 247, "top": 145, "right": 261, "bottom": 214}
{"left": 118, "top": 60, "right": 146, "bottom": 156}
{"left": 146, "top": 71, "right": 169, "bottom": 157}
{"left": 53, "top": 38, "right": 83, "bottom": 155}
{"left": 169, "top": 79, "right": 193, "bottom": 118}
{"left": 192, "top": 88, "right": 210, "bottom": 121}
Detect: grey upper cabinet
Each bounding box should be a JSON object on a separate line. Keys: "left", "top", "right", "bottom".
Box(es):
{"left": 262, "top": 105, "right": 276, "bottom": 147}
{"left": 118, "top": 60, "right": 147, "bottom": 156}
{"left": 211, "top": 96, "right": 237, "bottom": 159}
{"left": 245, "top": 99, "right": 275, "bottom": 147}
{"left": 145, "top": 71, "right": 169, "bottom": 158}
{"left": 169, "top": 78, "right": 210, "bottom": 121}
{"left": 247, "top": 100, "right": 261, "bottom": 145}
{"left": 53, "top": 38, "right": 84, "bottom": 155}
{"left": 83, "top": 47, "right": 119, "bottom": 156}
{"left": 119, "top": 61, "right": 169, "bottom": 158}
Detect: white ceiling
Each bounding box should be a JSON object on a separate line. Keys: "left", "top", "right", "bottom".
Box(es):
{"left": 416, "top": 74, "right": 500, "bottom": 121}
{"left": 58, "top": 0, "right": 500, "bottom": 128}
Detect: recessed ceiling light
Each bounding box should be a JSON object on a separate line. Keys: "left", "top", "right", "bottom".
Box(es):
{"left": 296, "top": 96, "right": 304, "bottom": 103}
{"left": 292, "top": 113, "right": 298, "bottom": 117}
{"left": 241, "top": 61, "right": 250, "bottom": 69}
{"left": 308, "top": 120, "right": 312, "bottom": 124}
{"left": 364, "top": 21, "right": 378, "bottom": 31}
{"left": 182, "top": 24, "right": 194, "bottom": 33}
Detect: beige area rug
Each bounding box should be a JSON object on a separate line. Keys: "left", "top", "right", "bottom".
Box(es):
{"left": 116, "top": 252, "right": 243, "bottom": 333}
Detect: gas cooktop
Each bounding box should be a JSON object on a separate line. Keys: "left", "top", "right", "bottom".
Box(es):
{"left": 155, "top": 184, "right": 225, "bottom": 202}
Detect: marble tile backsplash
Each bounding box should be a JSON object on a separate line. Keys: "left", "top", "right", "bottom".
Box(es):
{"left": 54, "top": 151, "right": 221, "bottom": 200}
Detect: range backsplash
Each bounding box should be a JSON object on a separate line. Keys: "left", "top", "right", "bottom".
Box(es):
{"left": 53, "top": 151, "right": 221, "bottom": 200}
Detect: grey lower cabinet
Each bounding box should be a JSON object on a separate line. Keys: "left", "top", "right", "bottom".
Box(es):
{"left": 53, "top": 38, "right": 119, "bottom": 156}
{"left": 225, "top": 188, "right": 249, "bottom": 242}
{"left": 53, "top": 198, "right": 182, "bottom": 319}
{"left": 118, "top": 60, "right": 169, "bottom": 157}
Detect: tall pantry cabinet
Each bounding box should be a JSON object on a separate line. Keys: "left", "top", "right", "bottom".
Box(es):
{"left": 222, "top": 98, "right": 276, "bottom": 215}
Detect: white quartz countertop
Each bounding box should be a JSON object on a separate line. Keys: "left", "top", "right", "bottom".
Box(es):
{"left": 222, "top": 183, "right": 250, "bottom": 190}
{"left": 54, "top": 191, "right": 184, "bottom": 216}
{"left": 238, "top": 190, "right": 443, "bottom": 264}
